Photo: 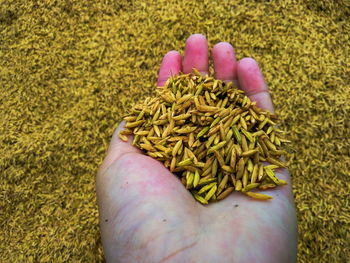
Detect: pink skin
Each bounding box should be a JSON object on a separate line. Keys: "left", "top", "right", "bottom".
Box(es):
{"left": 212, "top": 42, "right": 237, "bottom": 82}
{"left": 183, "top": 34, "right": 209, "bottom": 75}
{"left": 97, "top": 34, "right": 297, "bottom": 263}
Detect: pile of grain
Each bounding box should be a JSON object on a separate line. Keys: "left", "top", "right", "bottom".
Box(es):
{"left": 121, "top": 71, "right": 289, "bottom": 204}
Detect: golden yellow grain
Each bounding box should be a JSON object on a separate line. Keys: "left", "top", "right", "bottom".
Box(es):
{"left": 241, "top": 129, "right": 254, "bottom": 143}
{"left": 175, "top": 126, "right": 197, "bottom": 134}
{"left": 211, "top": 158, "right": 218, "bottom": 177}
{"left": 188, "top": 132, "right": 194, "bottom": 147}
{"left": 197, "top": 105, "right": 219, "bottom": 112}
{"left": 171, "top": 140, "right": 182, "bottom": 156}
{"left": 223, "top": 115, "right": 235, "bottom": 130}
{"left": 251, "top": 163, "right": 259, "bottom": 183}
{"left": 240, "top": 116, "right": 248, "bottom": 130}
{"left": 258, "top": 118, "right": 268, "bottom": 129}
{"left": 242, "top": 183, "right": 260, "bottom": 192}
{"left": 120, "top": 128, "right": 133, "bottom": 135}
{"left": 154, "top": 144, "right": 170, "bottom": 153}
{"left": 173, "top": 113, "right": 192, "bottom": 121}
{"left": 151, "top": 100, "right": 160, "bottom": 114}
{"left": 258, "top": 164, "right": 264, "bottom": 181}
{"left": 186, "top": 172, "right": 194, "bottom": 189}
{"left": 225, "top": 129, "right": 233, "bottom": 141}
{"left": 192, "top": 192, "right": 208, "bottom": 205}
{"left": 125, "top": 120, "right": 145, "bottom": 128}
{"left": 235, "top": 180, "right": 242, "bottom": 191}
{"left": 270, "top": 131, "right": 276, "bottom": 143}
{"left": 236, "top": 157, "right": 245, "bottom": 179}
{"left": 177, "top": 94, "right": 193, "bottom": 105}
{"left": 152, "top": 108, "right": 161, "bottom": 122}
{"left": 207, "top": 124, "right": 221, "bottom": 136}
{"left": 258, "top": 139, "right": 270, "bottom": 157}
{"left": 230, "top": 147, "right": 237, "bottom": 170}
{"left": 263, "top": 137, "right": 277, "bottom": 151}
{"left": 196, "top": 126, "right": 210, "bottom": 138}
{"left": 198, "top": 182, "right": 217, "bottom": 194}
{"left": 201, "top": 167, "right": 212, "bottom": 178}
{"left": 205, "top": 90, "right": 212, "bottom": 104}
{"left": 242, "top": 168, "right": 248, "bottom": 187}
{"left": 118, "top": 133, "right": 129, "bottom": 142}
{"left": 241, "top": 149, "right": 259, "bottom": 157}
{"left": 208, "top": 141, "right": 226, "bottom": 154}
{"left": 153, "top": 124, "right": 161, "bottom": 137}
{"left": 245, "top": 192, "right": 272, "bottom": 200}
{"left": 214, "top": 150, "right": 225, "bottom": 167}
{"left": 193, "top": 170, "right": 200, "bottom": 188}
{"left": 135, "top": 130, "right": 149, "bottom": 136}
{"left": 168, "top": 136, "right": 187, "bottom": 142}
{"left": 219, "top": 122, "right": 225, "bottom": 141}
{"left": 203, "top": 156, "right": 215, "bottom": 170}
{"left": 140, "top": 143, "right": 156, "bottom": 151}
{"left": 177, "top": 158, "right": 193, "bottom": 167}
{"left": 233, "top": 144, "right": 242, "bottom": 156}
{"left": 253, "top": 152, "right": 260, "bottom": 164}
{"left": 192, "top": 68, "right": 202, "bottom": 76}
{"left": 252, "top": 130, "right": 265, "bottom": 137}
{"left": 276, "top": 179, "right": 288, "bottom": 186}
{"left": 217, "top": 174, "right": 229, "bottom": 195}
{"left": 204, "top": 185, "right": 217, "bottom": 201}
{"left": 217, "top": 187, "right": 234, "bottom": 200}
{"left": 194, "top": 162, "right": 205, "bottom": 168}
{"left": 232, "top": 125, "right": 241, "bottom": 144}
{"left": 132, "top": 134, "right": 140, "bottom": 146}
{"left": 259, "top": 184, "right": 277, "bottom": 190}
{"left": 222, "top": 165, "right": 234, "bottom": 173}
{"left": 198, "top": 177, "right": 216, "bottom": 187}
{"left": 241, "top": 134, "right": 248, "bottom": 152}
{"left": 213, "top": 133, "right": 221, "bottom": 145}
{"left": 195, "top": 83, "right": 204, "bottom": 96}
{"left": 210, "top": 116, "right": 221, "bottom": 128}
{"left": 247, "top": 159, "right": 253, "bottom": 172}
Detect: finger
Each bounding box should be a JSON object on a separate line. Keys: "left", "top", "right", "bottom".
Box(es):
{"left": 183, "top": 34, "right": 209, "bottom": 75}
{"left": 212, "top": 42, "right": 237, "bottom": 82}
{"left": 237, "top": 58, "right": 274, "bottom": 113}
{"left": 98, "top": 121, "right": 141, "bottom": 175}
{"left": 157, "top": 50, "right": 182, "bottom": 86}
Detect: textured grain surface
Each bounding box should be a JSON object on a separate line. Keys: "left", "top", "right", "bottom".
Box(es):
{"left": 1, "top": 0, "right": 349, "bottom": 262}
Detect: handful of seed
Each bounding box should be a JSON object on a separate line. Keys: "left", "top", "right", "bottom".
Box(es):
{"left": 119, "top": 69, "right": 289, "bottom": 204}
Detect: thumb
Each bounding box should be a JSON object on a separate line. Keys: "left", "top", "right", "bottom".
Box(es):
{"left": 98, "top": 121, "right": 141, "bottom": 176}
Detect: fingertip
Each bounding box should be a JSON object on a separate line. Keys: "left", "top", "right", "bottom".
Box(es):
{"left": 237, "top": 58, "right": 263, "bottom": 86}
{"left": 166, "top": 50, "right": 181, "bottom": 56}
{"left": 239, "top": 57, "right": 258, "bottom": 67}
{"left": 185, "top": 33, "right": 207, "bottom": 44}
{"left": 212, "top": 41, "right": 233, "bottom": 50}
{"left": 157, "top": 50, "right": 182, "bottom": 86}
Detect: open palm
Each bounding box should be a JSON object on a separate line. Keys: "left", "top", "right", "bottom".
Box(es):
{"left": 97, "top": 34, "right": 297, "bottom": 263}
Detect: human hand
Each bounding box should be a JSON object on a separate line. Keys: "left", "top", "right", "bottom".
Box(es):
{"left": 97, "top": 34, "right": 297, "bottom": 263}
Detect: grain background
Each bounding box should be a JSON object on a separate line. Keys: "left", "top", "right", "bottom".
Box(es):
{"left": 1, "top": 0, "right": 349, "bottom": 262}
